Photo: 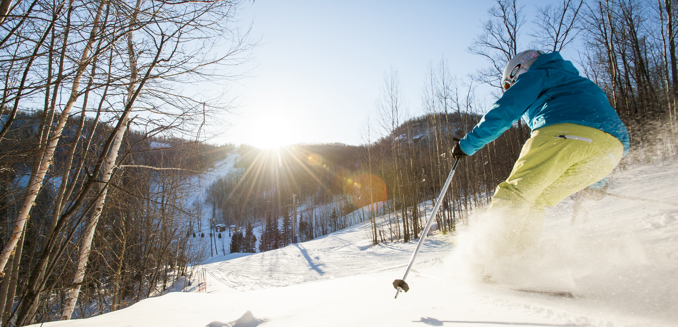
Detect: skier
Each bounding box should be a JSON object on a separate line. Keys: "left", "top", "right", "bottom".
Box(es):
{"left": 451, "top": 50, "right": 630, "bottom": 266}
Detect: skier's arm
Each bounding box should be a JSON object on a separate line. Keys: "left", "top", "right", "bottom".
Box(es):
{"left": 459, "top": 71, "right": 546, "bottom": 156}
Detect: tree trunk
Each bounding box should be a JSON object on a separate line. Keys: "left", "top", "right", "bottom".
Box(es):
{"left": 666, "top": 0, "right": 678, "bottom": 129}
{"left": 0, "top": 0, "right": 104, "bottom": 277}
{"left": 62, "top": 0, "right": 145, "bottom": 317}
{"left": 1, "top": 229, "right": 24, "bottom": 327}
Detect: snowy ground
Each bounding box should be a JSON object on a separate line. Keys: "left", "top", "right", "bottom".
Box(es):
{"left": 184, "top": 150, "right": 242, "bottom": 258}
{"left": 34, "top": 162, "right": 678, "bottom": 327}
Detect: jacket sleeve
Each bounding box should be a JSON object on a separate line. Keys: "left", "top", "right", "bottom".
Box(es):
{"left": 459, "top": 71, "right": 546, "bottom": 156}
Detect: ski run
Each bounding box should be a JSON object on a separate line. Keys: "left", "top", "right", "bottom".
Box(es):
{"left": 33, "top": 159, "right": 678, "bottom": 327}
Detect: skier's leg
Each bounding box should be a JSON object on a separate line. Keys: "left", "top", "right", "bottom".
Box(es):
{"left": 511, "top": 129, "right": 622, "bottom": 256}
{"left": 483, "top": 123, "right": 623, "bottom": 257}
{"left": 482, "top": 124, "right": 584, "bottom": 258}
{"left": 490, "top": 124, "right": 612, "bottom": 206}
{"left": 511, "top": 205, "right": 546, "bottom": 252}
{"left": 533, "top": 127, "right": 623, "bottom": 208}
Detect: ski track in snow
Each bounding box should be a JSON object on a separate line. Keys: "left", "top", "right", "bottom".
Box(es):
{"left": 32, "top": 162, "right": 678, "bottom": 327}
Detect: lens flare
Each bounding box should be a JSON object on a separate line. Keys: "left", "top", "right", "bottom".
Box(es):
{"left": 345, "top": 173, "right": 387, "bottom": 212}
{"left": 306, "top": 153, "right": 325, "bottom": 167}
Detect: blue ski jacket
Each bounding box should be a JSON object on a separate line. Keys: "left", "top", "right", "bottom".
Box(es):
{"left": 459, "top": 52, "right": 630, "bottom": 157}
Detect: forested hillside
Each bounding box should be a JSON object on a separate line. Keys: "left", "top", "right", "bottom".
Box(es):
{"left": 206, "top": 143, "right": 365, "bottom": 251}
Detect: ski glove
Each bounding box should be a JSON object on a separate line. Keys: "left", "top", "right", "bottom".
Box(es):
{"left": 452, "top": 138, "right": 467, "bottom": 159}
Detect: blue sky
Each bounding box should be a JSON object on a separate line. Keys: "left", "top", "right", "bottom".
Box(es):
{"left": 218, "top": 0, "right": 544, "bottom": 148}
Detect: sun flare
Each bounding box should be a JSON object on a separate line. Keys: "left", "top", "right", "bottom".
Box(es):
{"left": 247, "top": 115, "right": 299, "bottom": 149}
{"left": 252, "top": 135, "right": 292, "bottom": 150}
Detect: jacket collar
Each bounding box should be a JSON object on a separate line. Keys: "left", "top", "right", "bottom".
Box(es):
{"left": 530, "top": 51, "right": 579, "bottom": 75}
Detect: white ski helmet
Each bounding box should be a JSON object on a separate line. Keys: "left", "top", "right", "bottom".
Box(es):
{"left": 501, "top": 50, "right": 544, "bottom": 90}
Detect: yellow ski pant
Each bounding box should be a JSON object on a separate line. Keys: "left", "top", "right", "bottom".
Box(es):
{"left": 485, "top": 123, "right": 624, "bottom": 255}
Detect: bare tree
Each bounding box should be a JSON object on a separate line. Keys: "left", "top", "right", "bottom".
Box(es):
{"left": 469, "top": 0, "right": 525, "bottom": 89}
{"left": 0, "top": 0, "right": 108, "bottom": 277}
{"left": 0, "top": 0, "right": 13, "bottom": 25}
{"left": 60, "top": 0, "right": 145, "bottom": 318}
{"left": 658, "top": 0, "right": 678, "bottom": 126}
{"left": 376, "top": 66, "right": 408, "bottom": 241}
{"left": 531, "top": 0, "right": 585, "bottom": 52}
{"left": 359, "top": 116, "right": 378, "bottom": 245}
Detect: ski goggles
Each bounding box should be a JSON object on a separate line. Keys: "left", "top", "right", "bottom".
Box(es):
{"left": 502, "top": 65, "right": 522, "bottom": 90}
{"left": 502, "top": 51, "right": 542, "bottom": 90}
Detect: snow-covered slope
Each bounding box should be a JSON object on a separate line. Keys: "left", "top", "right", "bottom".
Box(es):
{"left": 183, "top": 150, "right": 242, "bottom": 258}
{"left": 188, "top": 149, "right": 241, "bottom": 209}
{"left": 35, "top": 162, "right": 678, "bottom": 327}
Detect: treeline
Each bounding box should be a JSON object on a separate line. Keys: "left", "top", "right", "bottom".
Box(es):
{"left": 580, "top": 0, "right": 677, "bottom": 161}
{"left": 0, "top": 0, "right": 248, "bottom": 325}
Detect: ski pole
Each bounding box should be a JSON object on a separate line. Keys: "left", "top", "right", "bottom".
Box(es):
{"left": 393, "top": 158, "right": 460, "bottom": 299}
{"left": 603, "top": 192, "right": 678, "bottom": 207}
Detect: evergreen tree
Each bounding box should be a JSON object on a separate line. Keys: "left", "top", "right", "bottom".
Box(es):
{"left": 244, "top": 221, "right": 257, "bottom": 253}
{"left": 282, "top": 209, "right": 292, "bottom": 247}
{"left": 272, "top": 214, "right": 280, "bottom": 250}
{"left": 299, "top": 220, "right": 312, "bottom": 242}
{"left": 258, "top": 221, "right": 267, "bottom": 252}
{"left": 230, "top": 231, "right": 242, "bottom": 253}
{"left": 331, "top": 208, "right": 338, "bottom": 232}
{"left": 274, "top": 214, "right": 281, "bottom": 249}
{"left": 299, "top": 212, "right": 313, "bottom": 241}
{"left": 260, "top": 212, "right": 280, "bottom": 252}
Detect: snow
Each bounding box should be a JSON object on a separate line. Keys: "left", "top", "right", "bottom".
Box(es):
{"left": 11, "top": 172, "right": 31, "bottom": 189}
{"left": 32, "top": 162, "right": 678, "bottom": 327}
{"left": 183, "top": 150, "right": 242, "bottom": 257}
{"left": 149, "top": 141, "right": 172, "bottom": 149}
{"left": 188, "top": 150, "right": 241, "bottom": 209}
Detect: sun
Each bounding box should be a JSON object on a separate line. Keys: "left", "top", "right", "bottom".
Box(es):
{"left": 252, "top": 135, "right": 292, "bottom": 150}
{"left": 247, "top": 114, "right": 298, "bottom": 149}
